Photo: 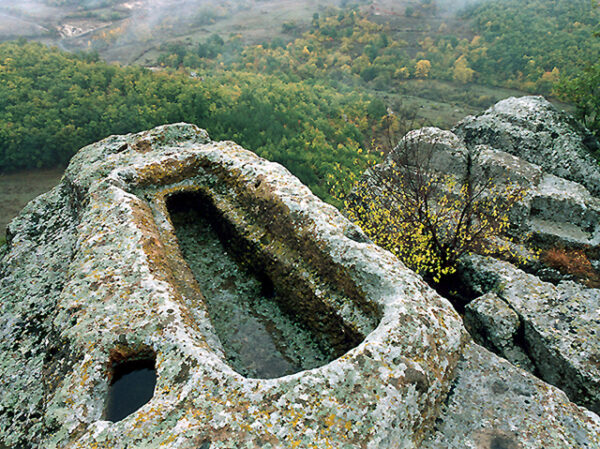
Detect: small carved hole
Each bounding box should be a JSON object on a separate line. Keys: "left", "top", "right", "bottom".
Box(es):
{"left": 104, "top": 352, "right": 157, "bottom": 422}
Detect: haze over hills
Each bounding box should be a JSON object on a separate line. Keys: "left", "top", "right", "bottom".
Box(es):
{"left": 0, "top": 0, "right": 484, "bottom": 64}
{"left": 0, "top": 0, "right": 598, "bottom": 240}
{"left": 0, "top": 0, "right": 347, "bottom": 63}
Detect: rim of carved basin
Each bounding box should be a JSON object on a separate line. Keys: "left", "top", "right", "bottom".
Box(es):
{"left": 163, "top": 186, "right": 382, "bottom": 379}
{"left": 56, "top": 124, "right": 466, "bottom": 446}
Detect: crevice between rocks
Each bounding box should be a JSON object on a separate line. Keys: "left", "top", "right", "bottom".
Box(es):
{"left": 444, "top": 262, "right": 600, "bottom": 416}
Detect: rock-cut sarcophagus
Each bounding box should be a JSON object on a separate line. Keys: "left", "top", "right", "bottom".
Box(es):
{"left": 0, "top": 124, "right": 467, "bottom": 448}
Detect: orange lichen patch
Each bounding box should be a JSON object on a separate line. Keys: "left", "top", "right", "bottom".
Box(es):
{"left": 135, "top": 157, "right": 201, "bottom": 187}
{"left": 130, "top": 200, "right": 170, "bottom": 276}
{"left": 132, "top": 139, "right": 152, "bottom": 153}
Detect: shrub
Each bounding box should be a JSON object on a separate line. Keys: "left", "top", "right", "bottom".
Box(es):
{"left": 338, "top": 130, "right": 527, "bottom": 282}
{"left": 542, "top": 247, "right": 600, "bottom": 287}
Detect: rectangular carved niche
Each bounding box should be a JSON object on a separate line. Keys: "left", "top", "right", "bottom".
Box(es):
{"left": 167, "top": 190, "right": 369, "bottom": 379}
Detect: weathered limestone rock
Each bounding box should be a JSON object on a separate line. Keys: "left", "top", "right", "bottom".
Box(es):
{"left": 393, "top": 127, "right": 469, "bottom": 175}
{"left": 529, "top": 173, "right": 600, "bottom": 248}
{"left": 464, "top": 292, "right": 535, "bottom": 372}
{"left": 347, "top": 96, "right": 600, "bottom": 442}
{"left": 461, "top": 255, "right": 600, "bottom": 414}
{"left": 423, "top": 342, "right": 600, "bottom": 449}
{"left": 0, "top": 182, "right": 79, "bottom": 449}
{"left": 0, "top": 124, "right": 468, "bottom": 448}
{"left": 454, "top": 95, "right": 600, "bottom": 196}
{"left": 3, "top": 121, "right": 599, "bottom": 449}
{"left": 362, "top": 115, "right": 600, "bottom": 266}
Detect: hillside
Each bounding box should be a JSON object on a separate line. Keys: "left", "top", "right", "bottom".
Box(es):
{"left": 0, "top": 0, "right": 348, "bottom": 64}
{"left": 0, "top": 40, "right": 385, "bottom": 201}
{"left": 0, "top": 0, "right": 599, "bottom": 236}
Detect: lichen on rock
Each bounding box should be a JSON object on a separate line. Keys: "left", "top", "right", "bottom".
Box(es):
{"left": 0, "top": 123, "right": 467, "bottom": 448}
{"left": 2, "top": 117, "right": 599, "bottom": 449}
{"left": 345, "top": 95, "right": 600, "bottom": 447}
{"left": 422, "top": 342, "right": 600, "bottom": 449}
{"left": 454, "top": 95, "right": 600, "bottom": 196}
{"left": 464, "top": 291, "right": 535, "bottom": 372}
{"left": 460, "top": 254, "right": 600, "bottom": 414}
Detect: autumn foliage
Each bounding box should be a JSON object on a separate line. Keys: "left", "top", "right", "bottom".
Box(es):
{"left": 542, "top": 247, "right": 600, "bottom": 287}
{"left": 338, "top": 132, "right": 527, "bottom": 282}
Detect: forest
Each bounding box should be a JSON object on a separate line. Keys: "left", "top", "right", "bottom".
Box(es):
{"left": 0, "top": 40, "right": 383, "bottom": 201}
{"left": 0, "top": 0, "right": 599, "bottom": 204}
{"left": 157, "top": 0, "right": 599, "bottom": 93}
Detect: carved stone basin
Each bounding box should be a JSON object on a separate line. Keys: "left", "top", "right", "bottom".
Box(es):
{"left": 0, "top": 124, "right": 466, "bottom": 448}
{"left": 167, "top": 190, "right": 368, "bottom": 379}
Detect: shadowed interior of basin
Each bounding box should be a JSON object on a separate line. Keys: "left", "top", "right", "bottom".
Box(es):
{"left": 167, "top": 190, "right": 369, "bottom": 379}
{"left": 104, "top": 358, "right": 157, "bottom": 422}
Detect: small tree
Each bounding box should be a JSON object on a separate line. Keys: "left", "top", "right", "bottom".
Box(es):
{"left": 415, "top": 59, "right": 431, "bottom": 78}
{"left": 453, "top": 55, "right": 475, "bottom": 84}
{"left": 340, "top": 129, "right": 527, "bottom": 283}
{"left": 556, "top": 63, "right": 600, "bottom": 138}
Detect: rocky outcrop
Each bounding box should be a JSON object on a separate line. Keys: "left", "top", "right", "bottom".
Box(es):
{"left": 394, "top": 124, "right": 600, "bottom": 255}
{"left": 0, "top": 124, "right": 467, "bottom": 448}
{"left": 423, "top": 342, "right": 600, "bottom": 449}
{"left": 528, "top": 172, "right": 600, "bottom": 250}
{"left": 460, "top": 255, "right": 600, "bottom": 414}
{"left": 454, "top": 95, "right": 600, "bottom": 196}
{"left": 464, "top": 292, "right": 535, "bottom": 372}
{"left": 348, "top": 96, "right": 600, "bottom": 433}
{"left": 0, "top": 181, "right": 79, "bottom": 448}
{"left": 2, "top": 121, "right": 599, "bottom": 448}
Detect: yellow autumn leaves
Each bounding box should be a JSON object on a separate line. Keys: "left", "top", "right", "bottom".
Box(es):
{"left": 333, "top": 142, "right": 528, "bottom": 283}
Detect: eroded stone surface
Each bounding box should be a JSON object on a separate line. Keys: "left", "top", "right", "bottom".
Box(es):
{"left": 168, "top": 193, "right": 333, "bottom": 379}
{"left": 0, "top": 123, "right": 467, "bottom": 448}
{"left": 464, "top": 292, "right": 534, "bottom": 372}
{"left": 356, "top": 104, "right": 600, "bottom": 275}
{"left": 461, "top": 255, "right": 600, "bottom": 414}
{"left": 411, "top": 125, "right": 599, "bottom": 252}
{"left": 454, "top": 96, "right": 600, "bottom": 196}
{"left": 0, "top": 181, "right": 79, "bottom": 448}
{"left": 348, "top": 96, "right": 600, "bottom": 436}
{"left": 423, "top": 342, "right": 600, "bottom": 449}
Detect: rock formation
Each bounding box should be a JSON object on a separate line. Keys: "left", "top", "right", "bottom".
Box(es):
{"left": 454, "top": 95, "right": 600, "bottom": 197}
{"left": 1, "top": 115, "right": 599, "bottom": 448}
{"left": 462, "top": 255, "right": 600, "bottom": 413}
{"left": 0, "top": 124, "right": 466, "bottom": 448}
{"left": 348, "top": 96, "right": 600, "bottom": 447}
{"left": 423, "top": 342, "right": 600, "bottom": 449}
{"left": 371, "top": 123, "right": 600, "bottom": 267}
